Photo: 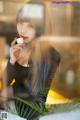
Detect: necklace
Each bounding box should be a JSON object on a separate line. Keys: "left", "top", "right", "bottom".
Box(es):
{"left": 22, "top": 63, "right": 30, "bottom": 67}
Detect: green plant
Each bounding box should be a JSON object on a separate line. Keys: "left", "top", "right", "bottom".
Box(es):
{"left": 5, "top": 88, "right": 49, "bottom": 120}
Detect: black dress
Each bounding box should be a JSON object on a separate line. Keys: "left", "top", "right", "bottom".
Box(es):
{"left": 5, "top": 46, "right": 60, "bottom": 120}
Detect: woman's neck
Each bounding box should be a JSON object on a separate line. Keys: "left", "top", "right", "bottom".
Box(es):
{"left": 17, "top": 40, "right": 36, "bottom": 66}
{"left": 23, "top": 39, "right": 36, "bottom": 52}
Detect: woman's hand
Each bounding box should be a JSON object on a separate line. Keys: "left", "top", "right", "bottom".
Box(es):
{"left": 10, "top": 39, "right": 23, "bottom": 65}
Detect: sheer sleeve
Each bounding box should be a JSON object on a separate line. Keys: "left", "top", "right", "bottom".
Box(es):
{"left": 45, "top": 46, "right": 61, "bottom": 89}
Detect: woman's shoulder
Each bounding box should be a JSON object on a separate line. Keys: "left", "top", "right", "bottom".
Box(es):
{"left": 48, "top": 45, "right": 61, "bottom": 64}
{"left": 39, "top": 41, "right": 61, "bottom": 64}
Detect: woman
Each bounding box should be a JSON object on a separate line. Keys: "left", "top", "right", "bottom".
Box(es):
{"left": 3, "top": 3, "right": 60, "bottom": 120}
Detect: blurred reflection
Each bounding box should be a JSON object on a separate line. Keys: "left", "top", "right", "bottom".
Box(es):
{"left": 66, "top": 70, "right": 75, "bottom": 85}
{"left": 0, "top": 1, "right": 80, "bottom": 107}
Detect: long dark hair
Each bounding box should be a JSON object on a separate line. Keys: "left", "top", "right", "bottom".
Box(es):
{"left": 31, "top": 41, "right": 49, "bottom": 96}
{"left": 16, "top": 3, "right": 46, "bottom": 96}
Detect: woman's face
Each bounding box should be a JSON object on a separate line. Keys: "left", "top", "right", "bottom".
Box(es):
{"left": 17, "top": 21, "right": 36, "bottom": 44}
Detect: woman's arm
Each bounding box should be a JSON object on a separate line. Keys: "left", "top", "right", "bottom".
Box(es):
{"left": 30, "top": 47, "right": 61, "bottom": 114}
{"left": 45, "top": 46, "right": 61, "bottom": 88}
{"left": 5, "top": 60, "right": 16, "bottom": 86}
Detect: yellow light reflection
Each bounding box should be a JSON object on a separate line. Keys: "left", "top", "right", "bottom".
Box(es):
{"left": 46, "top": 89, "right": 71, "bottom": 104}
